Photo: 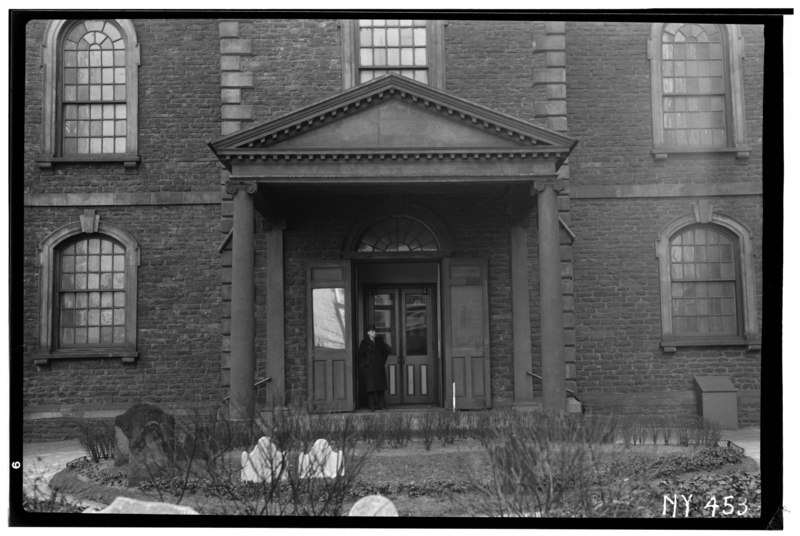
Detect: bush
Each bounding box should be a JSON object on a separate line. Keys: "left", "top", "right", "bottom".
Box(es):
{"left": 76, "top": 418, "right": 116, "bottom": 463}
{"left": 140, "top": 408, "right": 376, "bottom": 516}
{"left": 468, "top": 412, "right": 647, "bottom": 517}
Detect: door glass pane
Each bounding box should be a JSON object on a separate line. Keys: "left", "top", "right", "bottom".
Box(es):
{"left": 405, "top": 292, "right": 428, "bottom": 356}
{"left": 312, "top": 288, "right": 346, "bottom": 349}
{"left": 372, "top": 292, "right": 394, "bottom": 349}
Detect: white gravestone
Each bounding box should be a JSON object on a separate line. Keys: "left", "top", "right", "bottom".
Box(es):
{"left": 298, "top": 438, "right": 344, "bottom": 479}
{"left": 240, "top": 436, "right": 286, "bottom": 483}
{"left": 348, "top": 494, "right": 399, "bottom": 516}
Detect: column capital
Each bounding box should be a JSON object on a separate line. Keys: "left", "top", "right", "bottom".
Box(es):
{"left": 226, "top": 181, "right": 258, "bottom": 195}
{"left": 533, "top": 179, "right": 567, "bottom": 194}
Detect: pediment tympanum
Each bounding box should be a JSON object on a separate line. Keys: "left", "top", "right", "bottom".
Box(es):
{"left": 209, "top": 74, "right": 577, "bottom": 183}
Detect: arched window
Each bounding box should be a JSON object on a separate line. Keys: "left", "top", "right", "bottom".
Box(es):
{"left": 648, "top": 23, "right": 749, "bottom": 160}
{"left": 342, "top": 202, "right": 454, "bottom": 258}
{"left": 656, "top": 206, "right": 759, "bottom": 352}
{"left": 357, "top": 215, "right": 440, "bottom": 252}
{"left": 38, "top": 19, "right": 140, "bottom": 168}
{"left": 668, "top": 225, "right": 739, "bottom": 336}
{"left": 56, "top": 236, "right": 129, "bottom": 347}
{"left": 37, "top": 214, "right": 139, "bottom": 365}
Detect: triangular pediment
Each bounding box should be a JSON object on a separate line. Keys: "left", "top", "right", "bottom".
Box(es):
{"left": 210, "top": 74, "right": 577, "bottom": 166}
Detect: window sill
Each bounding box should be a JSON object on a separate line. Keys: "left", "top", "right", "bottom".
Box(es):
{"left": 37, "top": 154, "right": 141, "bottom": 170}
{"left": 651, "top": 146, "right": 751, "bottom": 162}
{"left": 34, "top": 349, "right": 138, "bottom": 366}
{"left": 661, "top": 337, "right": 760, "bottom": 353}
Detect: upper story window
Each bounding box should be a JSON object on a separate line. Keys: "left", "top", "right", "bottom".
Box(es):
{"left": 62, "top": 21, "right": 129, "bottom": 155}
{"left": 655, "top": 205, "right": 760, "bottom": 352}
{"left": 37, "top": 212, "right": 140, "bottom": 365}
{"left": 648, "top": 23, "right": 749, "bottom": 160}
{"left": 38, "top": 19, "right": 140, "bottom": 168}
{"left": 342, "top": 20, "right": 445, "bottom": 90}
{"left": 357, "top": 19, "right": 430, "bottom": 84}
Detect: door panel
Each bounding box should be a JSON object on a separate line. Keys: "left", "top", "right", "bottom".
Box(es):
{"left": 307, "top": 262, "right": 353, "bottom": 412}
{"left": 443, "top": 258, "right": 491, "bottom": 409}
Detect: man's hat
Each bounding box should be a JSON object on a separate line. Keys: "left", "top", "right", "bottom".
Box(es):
{"left": 366, "top": 324, "right": 376, "bottom": 332}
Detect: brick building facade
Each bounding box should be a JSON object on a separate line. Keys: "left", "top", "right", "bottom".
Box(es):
{"left": 17, "top": 16, "right": 768, "bottom": 440}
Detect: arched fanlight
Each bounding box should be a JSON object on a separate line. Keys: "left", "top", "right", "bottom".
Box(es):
{"left": 356, "top": 215, "right": 440, "bottom": 252}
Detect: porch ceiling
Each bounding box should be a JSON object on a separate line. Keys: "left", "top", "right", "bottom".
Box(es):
{"left": 209, "top": 74, "right": 578, "bottom": 185}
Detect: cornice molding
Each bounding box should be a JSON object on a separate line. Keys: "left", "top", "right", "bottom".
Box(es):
{"left": 209, "top": 75, "right": 578, "bottom": 162}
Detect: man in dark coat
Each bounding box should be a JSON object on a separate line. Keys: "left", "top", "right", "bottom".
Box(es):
{"left": 358, "top": 324, "right": 389, "bottom": 411}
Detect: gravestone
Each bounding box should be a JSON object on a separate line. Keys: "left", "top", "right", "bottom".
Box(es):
{"left": 348, "top": 495, "right": 399, "bottom": 516}
{"left": 87, "top": 496, "right": 198, "bottom": 515}
{"left": 114, "top": 403, "right": 175, "bottom": 462}
{"left": 241, "top": 436, "right": 286, "bottom": 483}
{"left": 298, "top": 438, "right": 344, "bottom": 479}
{"left": 128, "top": 420, "right": 176, "bottom": 486}
{"left": 115, "top": 403, "right": 176, "bottom": 486}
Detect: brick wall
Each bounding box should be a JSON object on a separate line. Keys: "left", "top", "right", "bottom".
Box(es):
{"left": 565, "top": 22, "right": 764, "bottom": 187}
{"left": 570, "top": 196, "right": 762, "bottom": 422}
{"left": 445, "top": 20, "right": 540, "bottom": 124}
{"left": 564, "top": 21, "right": 763, "bottom": 426}
{"left": 240, "top": 19, "right": 343, "bottom": 123}
{"left": 22, "top": 206, "right": 224, "bottom": 412}
{"left": 24, "top": 19, "right": 222, "bottom": 194}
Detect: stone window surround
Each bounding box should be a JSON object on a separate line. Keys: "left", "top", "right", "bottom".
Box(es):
{"left": 341, "top": 19, "right": 446, "bottom": 90}
{"left": 655, "top": 205, "right": 760, "bottom": 352}
{"left": 647, "top": 23, "right": 750, "bottom": 161}
{"left": 36, "top": 212, "right": 140, "bottom": 366}
{"left": 37, "top": 19, "right": 140, "bottom": 170}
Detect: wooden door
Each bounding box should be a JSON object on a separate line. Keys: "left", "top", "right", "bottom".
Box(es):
{"left": 307, "top": 261, "right": 353, "bottom": 412}
{"left": 442, "top": 258, "right": 491, "bottom": 410}
{"left": 400, "top": 288, "right": 437, "bottom": 404}
{"left": 365, "top": 286, "right": 437, "bottom": 406}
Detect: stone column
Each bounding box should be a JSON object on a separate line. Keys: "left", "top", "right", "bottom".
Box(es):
{"left": 511, "top": 222, "right": 534, "bottom": 405}
{"left": 228, "top": 182, "right": 257, "bottom": 420}
{"left": 536, "top": 184, "right": 566, "bottom": 413}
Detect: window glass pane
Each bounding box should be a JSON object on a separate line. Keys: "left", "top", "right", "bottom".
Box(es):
{"left": 405, "top": 292, "right": 428, "bottom": 356}
{"left": 313, "top": 288, "right": 346, "bottom": 349}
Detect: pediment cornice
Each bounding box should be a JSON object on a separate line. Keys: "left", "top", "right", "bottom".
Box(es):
{"left": 209, "top": 74, "right": 577, "bottom": 170}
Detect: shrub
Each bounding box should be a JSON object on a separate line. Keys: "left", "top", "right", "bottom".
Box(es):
{"left": 418, "top": 411, "right": 437, "bottom": 451}
{"left": 143, "top": 408, "right": 376, "bottom": 516}
{"left": 76, "top": 418, "right": 116, "bottom": 463}
{"left": 468, "top": 412, "right": 649, "bottom": 517}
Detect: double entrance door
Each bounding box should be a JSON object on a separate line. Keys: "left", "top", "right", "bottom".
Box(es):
{"left": 365, "top": 286, "right": 438, "bottom": 406}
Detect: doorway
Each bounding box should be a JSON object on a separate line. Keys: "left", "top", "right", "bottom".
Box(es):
{"left": 355, "top": 262, "right": 440, "bottom": 409}
{"left": 365, "top": 286, "right": 438, "bottom": 406}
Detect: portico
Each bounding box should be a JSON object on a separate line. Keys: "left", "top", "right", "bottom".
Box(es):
{"left": 209, "top": 74, "right": 578, "bottom": 418}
